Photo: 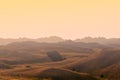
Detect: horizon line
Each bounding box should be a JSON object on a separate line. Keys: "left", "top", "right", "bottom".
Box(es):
{"left": 0, "top": 36, "right": 120, "bottom": 40}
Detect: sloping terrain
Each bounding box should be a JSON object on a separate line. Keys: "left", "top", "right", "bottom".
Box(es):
{"left": 0, "top": 41, "right": 102, "bottom": 65}
{"left": 96, "top": 62, "right": 120, "bottom": 80}
{"left": 66, "top": 49, "right": 120, "bottom": 73}
{"left": 0, "top": 63, "right": 11, "bottom": 69}
{"left": 3, "top": 67, "right": 98, "bottom": 80}
{"left": 34, "top": 68, "right": 98, "bottom": 80}
{"left": 0, "top": 41, "right": 119, "bottom": 80}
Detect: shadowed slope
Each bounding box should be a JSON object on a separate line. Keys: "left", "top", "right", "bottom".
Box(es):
{"left": 66, "top": 49, "right": 120, "bottom": 73}
{"left": 34, "top": 68, "right": 98, "bottom": 80}
{"left": 96, "top": 62, "right": 120, "bottom": 80}
{"left": 3, "top": 67, "right": 98, "bottom": 80}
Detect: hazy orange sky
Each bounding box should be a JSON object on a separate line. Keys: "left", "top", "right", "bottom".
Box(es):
{"left": 0, "top": 0, "right": 120, "bottom": 39}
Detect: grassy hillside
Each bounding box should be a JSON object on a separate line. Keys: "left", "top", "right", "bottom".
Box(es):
{"left": 2, "top": 67, "right": 99, "bottom": 80}
{"left": 95, "top": 62, "right": 120, "bottom": 80}
{"left": 66, "top": 49, "right": 120, "bottom": 73}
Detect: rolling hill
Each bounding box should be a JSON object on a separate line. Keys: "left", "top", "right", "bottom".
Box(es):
{"left": 95, "top": 62, "right": 120, "bottom": 80}
{"left": 66, "top": 49, "right": 120, "bottom": 73}
{"left": 3, "top": 67, "right": 98, "bottom": 80}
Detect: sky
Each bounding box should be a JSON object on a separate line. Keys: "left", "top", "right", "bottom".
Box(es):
{"left": 0, "top": 0, "right": 120, "bottom": 39}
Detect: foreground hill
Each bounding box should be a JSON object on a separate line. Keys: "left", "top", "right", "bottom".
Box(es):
{"left": 66, "top": 49, "right": 120, "bottom": 73}
{"left": 35, "top": 68, "right": 98, "bottom": 80}
{"left": 96, "top": 62, "right": 120, "bottom": 80}
{"left": 3, "top": 67, "right": 98, "bottom": 80}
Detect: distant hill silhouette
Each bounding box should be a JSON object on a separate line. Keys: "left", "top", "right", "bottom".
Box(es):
{"left": 75, "top": 37, "right": 120, "bottom": 46}
{"left": 0, "top": 36, "right": 64, "bottom": 45}
{"left": 1, "top": 36, "right": 120, "bottom": 46}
